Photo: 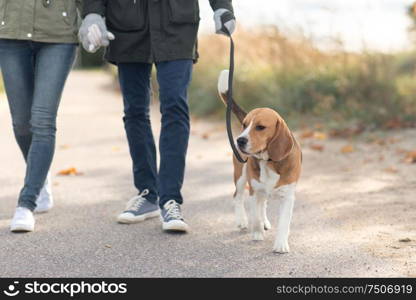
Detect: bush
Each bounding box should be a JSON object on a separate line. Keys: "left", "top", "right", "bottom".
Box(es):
{"left": 189, "top": 27, "right": 416, "bottom": 130}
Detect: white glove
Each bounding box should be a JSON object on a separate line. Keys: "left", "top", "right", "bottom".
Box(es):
{"left": 214, "top": 9, "right": 236, "bottom": 36}
{"left": 78, "top": 13, "right": 115, "bottom": 53}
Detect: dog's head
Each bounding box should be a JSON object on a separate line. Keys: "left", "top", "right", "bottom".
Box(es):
{"left": 236, "top": 108, "right": 294, "bottom": 161}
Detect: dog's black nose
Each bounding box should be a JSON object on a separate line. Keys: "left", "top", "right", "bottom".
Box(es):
{"left": 237, "top": 137, "right": 248, "bottom": 148}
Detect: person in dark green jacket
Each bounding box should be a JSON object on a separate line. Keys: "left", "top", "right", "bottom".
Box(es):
{"left": 0, "top": 0, "right": 80, "bottom": 232}
{"left": 79, "top": 0, "right": 235, "bottom": 232}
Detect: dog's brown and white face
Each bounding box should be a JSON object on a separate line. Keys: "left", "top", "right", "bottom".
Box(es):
{"left": 236, "top": 108, "right": 294, "bottom": 161}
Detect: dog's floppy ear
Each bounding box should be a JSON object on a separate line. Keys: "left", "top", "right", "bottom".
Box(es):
{"left": 267, "top": 119, "right": 294, "bottom": 162}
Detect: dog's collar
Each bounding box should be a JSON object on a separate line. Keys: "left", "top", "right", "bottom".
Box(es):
{"left": 255, "top": 156, "right": 278, "bottom": 163}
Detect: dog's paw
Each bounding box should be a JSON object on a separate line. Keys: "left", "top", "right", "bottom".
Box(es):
{"left": 238, "top": 223, "right": 248, "bottom": 231}
{"left": 252, "top": 231, "right": 265, "bottom": 241}
{"left": 264, "top": 219, "right": 272, "bottom": 230}
{"left": 273, "top": 240, "right": 290, "bottom": 253}
{"left": 237, "top": 218, "right": 248, "bottom": 231}
{"left": 236, "top": 212, "right": 248, "bottom": 231}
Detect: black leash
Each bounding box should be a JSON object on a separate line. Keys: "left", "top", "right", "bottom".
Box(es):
{"left": 223, "top": 22, "right": 247, "bottom": 164}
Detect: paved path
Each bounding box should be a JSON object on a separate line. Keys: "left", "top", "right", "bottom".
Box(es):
{"left": 0, "top": 71, "right": 414, "bottom": 277}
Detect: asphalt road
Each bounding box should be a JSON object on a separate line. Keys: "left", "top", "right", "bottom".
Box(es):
{"left": 0, "top": 71, "right": 414, "bottom": 277}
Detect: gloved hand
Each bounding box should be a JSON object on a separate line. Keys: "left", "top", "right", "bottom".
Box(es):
{"left": 78, "top": 13, "right": 115, "bottom": 53}
{"left": 214, "top": 9, "right": 236, "bottom": 36}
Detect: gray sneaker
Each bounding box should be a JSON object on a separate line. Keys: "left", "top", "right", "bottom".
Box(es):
{"left": 117, "top": 189, "right": 159, "bottom": 224}
{"left": 161, "top": 200, "right": 189, "bottom": 232}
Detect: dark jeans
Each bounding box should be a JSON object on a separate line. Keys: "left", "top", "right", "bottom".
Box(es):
{"left": 118, "top": 60, "right": 192, "bottom": 208}
{"left": 0, "top": 39, "right": 76, "bottom": 211}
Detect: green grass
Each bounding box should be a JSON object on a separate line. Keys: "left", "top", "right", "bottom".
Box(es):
{"left": 189, "top": 27, "right": 416, "bottom": 130}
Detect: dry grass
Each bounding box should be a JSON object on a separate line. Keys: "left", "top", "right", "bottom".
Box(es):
{"left": 189, "top": 26, "right": 416, "bottom": 131}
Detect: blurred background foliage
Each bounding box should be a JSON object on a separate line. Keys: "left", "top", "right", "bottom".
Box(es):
{"left": 189, "top": 27, "right": 416, "bottom": 130}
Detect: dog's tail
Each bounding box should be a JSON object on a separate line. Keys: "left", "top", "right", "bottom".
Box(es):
{"left": 217, "top": 70, "right": 247, "bottom": 124}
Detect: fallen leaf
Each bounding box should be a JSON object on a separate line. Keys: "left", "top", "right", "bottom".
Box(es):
{"left": 57, "top": 167, "right": 83, "bottom": 176}
{"left": 399, "top": 238, "right": 412, "bottom": 243}
{"left": 396, "top": 148, "right": 408, "bottom": 155}
{"left": 373, "top": 138, "right": 386, "bottom": 146}
{"left": 201, "top": 133, "right": 210, "bottom": 140}
{"left": 310, "top": 144, "right": 324, "bottom": 152}
{"left": 388, "top": 137, "right": 401, "bottom": 144}
{"left": 383, "top": 166, "right": 398, "bottom": 174}
{"left": 384, "top": 119, "right": 404, "bottom": 129}
{"left": 300, "top": 130, "right": 314, "bottom": 139}
{"left": 329, "top": 126, "right": 365, "bottom": 138}
{"left": 404, "top": 150, "right": 416, "bottom": 164}
{"left": 341, "top": 145, "right": 354, "bottom": 154}
{"left": 313, "top": 132, "right": 327, "bottom": 140}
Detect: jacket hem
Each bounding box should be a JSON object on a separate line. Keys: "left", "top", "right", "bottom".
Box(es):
{"left": 106, "top": 53, "right": 197, "bottom": 65}
{"left": 0, "top": 32, "right": 79, "bottom": 44}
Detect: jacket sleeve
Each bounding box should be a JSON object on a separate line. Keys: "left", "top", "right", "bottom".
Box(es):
{"left": 82, "top": 0, "right": 107, "bottom": 18}
{"left": 209, "top": 0, "right": 234, "bottom": 12}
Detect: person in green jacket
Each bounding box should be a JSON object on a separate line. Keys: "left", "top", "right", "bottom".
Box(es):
{"left": 0, "top": 0, "right": 81, "bottom": 232}
{"left": 79, "top": 0, "right": 236, "bottom": 232}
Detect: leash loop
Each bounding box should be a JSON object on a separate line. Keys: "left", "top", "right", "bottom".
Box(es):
{"left": 223, "top": 28, "right": 247, "bottom": 164}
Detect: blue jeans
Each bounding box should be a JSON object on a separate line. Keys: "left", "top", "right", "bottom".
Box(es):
{"left": 0, "top": 39, "right": 76, "bottom": 211}
{"left": 118, "top": 60, "right": 192, "bottom": 208}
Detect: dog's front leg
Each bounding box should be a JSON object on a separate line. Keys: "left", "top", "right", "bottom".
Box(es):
{"left": 263, "top": 197, "right": 271, "bottom": 230}
{"left": 234, "top": 193, "right": 248, "bottom": 230}
{"left": 234, "top": 166, "right": 248, "bottom": 230}
{"left": 250, "top": 191, "right": 266, "bottom": 241}
{"left": 273, "top": 184, "right": 296, "bottom": 253}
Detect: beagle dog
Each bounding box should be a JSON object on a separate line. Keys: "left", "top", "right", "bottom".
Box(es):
{"left": 217, "top": 70, "right": 302, "bottom": 253}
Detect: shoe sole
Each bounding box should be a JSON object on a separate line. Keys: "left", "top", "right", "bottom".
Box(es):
{"left": 34, "top": 205, "right": 53, "bottom": 214}
{"left": 117, "top": 210, "right": 160, "bottom": 224}
{"left": 11, "top": 224, "right": 34, "bottom": 233}
{"left": 162, "top": 220, "right": 189, "bottom": 232}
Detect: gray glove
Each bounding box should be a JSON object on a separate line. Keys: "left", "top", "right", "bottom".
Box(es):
{"left": 78, "top": 13, "right": 115, "bottom": 53}
{"left": 214, "top": 9, "right": 236, "bottom": 36}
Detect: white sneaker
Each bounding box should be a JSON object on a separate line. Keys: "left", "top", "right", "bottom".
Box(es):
{"left": 10, "top": 207, "right": 35, "bottom": 232}
{"left": 34, "top": 173, "right": 54, "bottom": 213}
